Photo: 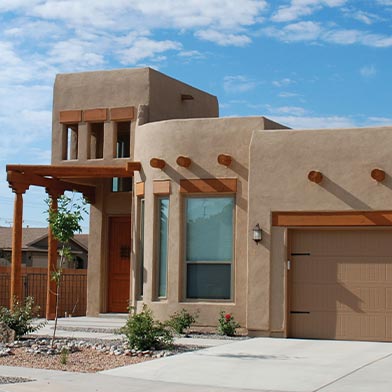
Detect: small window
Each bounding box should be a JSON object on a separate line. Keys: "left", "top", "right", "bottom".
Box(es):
{"left": 111, "top": 177, "right": 132, "bottom": 192}
{"left": 116, "top": 122, "right": 131, "bottom": 158}
{"left": 89, "top": 123, "right": 104, "bottom": 159}
{"left": 185, "top": 197, "right": 234, "bottom": 300}
{"left": 62, "top": 124, "right": 78, "bottom": 160}
{"left": 157, "top": 197, "right": 169, "bottom": 298}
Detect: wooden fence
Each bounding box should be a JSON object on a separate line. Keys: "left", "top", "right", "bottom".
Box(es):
{"left": 0, "top": 267, "right": 87, "bottom": 317}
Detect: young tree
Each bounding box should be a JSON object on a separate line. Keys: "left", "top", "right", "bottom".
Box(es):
{"left": 46, "top": 194, "right": 87, "bottom": 346}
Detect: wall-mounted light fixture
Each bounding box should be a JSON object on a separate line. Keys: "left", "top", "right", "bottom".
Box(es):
{"left": 252, "top": 223, "right": 262, "bottom": 244}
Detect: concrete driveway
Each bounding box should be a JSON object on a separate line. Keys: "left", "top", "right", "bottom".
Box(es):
{"left": 103, "top": 337, "right": 392, "bottom": 391}
{"left": 2, "top": 337, "right": 392, "bottom": 392}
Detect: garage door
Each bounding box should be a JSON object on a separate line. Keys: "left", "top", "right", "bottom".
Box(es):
{"left": 289, "top": 229, "right": 392, "bottom": 341}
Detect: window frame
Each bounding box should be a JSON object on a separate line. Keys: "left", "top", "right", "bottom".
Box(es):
{"left": 155, "top": 196, "right": 169, "bottom": 299}
{"left": 183, "top": 194, "right": 235, "bottom": 302}
{"left": 137, "top": 197, "right": 145, "bottom": 299}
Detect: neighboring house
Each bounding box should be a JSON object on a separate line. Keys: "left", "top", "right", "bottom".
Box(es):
{"left": 5, "top": 67, "right": 392, "bottom": 342}
{"left": 0, "top": 227, "right": 88, "bottom": 269}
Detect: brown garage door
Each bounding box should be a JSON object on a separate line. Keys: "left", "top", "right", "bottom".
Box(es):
{"left": 289, "top": 229, "right": 392, "bottom": 341}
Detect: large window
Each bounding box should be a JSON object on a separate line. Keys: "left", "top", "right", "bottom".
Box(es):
{"left": 157, "top": 198, "right": 169, "bottom": 298}
{"left": 185, "top": 197, "right": 234, "bottom": 300}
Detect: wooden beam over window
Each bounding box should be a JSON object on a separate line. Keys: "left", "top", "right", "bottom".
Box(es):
{"left": 180, "top": 178, "right": 237, "bottom": 193}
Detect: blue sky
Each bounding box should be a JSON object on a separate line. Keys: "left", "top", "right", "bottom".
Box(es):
{"left": 1, "top": 0, "right": 392, "bottom": 230}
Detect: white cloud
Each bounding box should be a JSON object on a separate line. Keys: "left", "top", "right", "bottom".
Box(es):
{"left": 376, "top": 0, "right": 392, "bottom": 5}
{"left": 267, "top": 105, "right": 308, "bottom": 116}
{"left": 348, "top": 10, "right": 380, "bottom": 25}
{"left": 195, "top": 30, "right": 252, "bottom": 46}
{"left": 324, "top": 29, "right": 392, "bottom": 47}
{"left": 360, "top": 65, "right": 377, "bottom": 78}
{"left": 271, "top": 0, "right": 347, "bottom": 23}
{"left": 366, "top": 117, "right": 392, "bottom": 125}
{"left": 279, "top": 91, "right": 300, "bottom": 98}
{"left": 264, "top": 21, "right": 322, "bottom": 42}
{"left": 223, "top": 75, "right": 258, "bottom": 93}
{"left": 271, "top": 115, "right": 356, "bottom": 129}
{"left": 272, "top": 78, "right": 296, "bottom": 87}
{"left": 118, "top": 37, "right": 182, "bottom": 65}
{"left": 264, "top": 22, "right": 392, "bottom": 48}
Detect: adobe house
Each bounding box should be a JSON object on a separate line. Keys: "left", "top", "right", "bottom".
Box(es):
{"left": 6, "top": 67, "right": 392, "bottom": 341}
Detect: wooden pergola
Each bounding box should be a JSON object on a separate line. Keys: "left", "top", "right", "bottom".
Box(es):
{"left": 5, "top": 161, "right": 141, "bottom": 319}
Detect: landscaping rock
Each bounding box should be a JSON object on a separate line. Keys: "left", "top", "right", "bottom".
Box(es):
{"left": 0, "top": 322, "right": 15, "bottom": 344}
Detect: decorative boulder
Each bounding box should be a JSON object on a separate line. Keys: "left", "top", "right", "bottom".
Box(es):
{"left": 0, "top": 322, "right": 15, "bottom": 343}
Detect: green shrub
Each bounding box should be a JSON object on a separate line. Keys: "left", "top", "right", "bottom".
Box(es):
{"left": 0, "top": 296, "right": 46, "bottom": 339}
{"left": 120, "top": 304, "right": 173, "bottom": 351}
{"left": 217, "top": 311, "right": 240, "bottom": 336}
{"left": 167, "top": 308, "right": 198, "bottom": 335}
{"left": 60, "top": 346, "right": 69, "bottom": 365}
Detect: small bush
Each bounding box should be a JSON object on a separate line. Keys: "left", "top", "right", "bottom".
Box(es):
{"left": 0, "top": 296, "right": 46, "bottom": 339}
{"left": 120, "top": 304, "right": 173, "bottom": 351}
{"left": 60, "top": 346, "right": 69, "bottom": 365}
{"left": 217, "top": 311, "right": 240, "bottom": 336}
{"left": 167, "top": 308, "right": 199, "bottom": 335}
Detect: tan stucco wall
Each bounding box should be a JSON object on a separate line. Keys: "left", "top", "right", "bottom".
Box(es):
{"left": 247, "top": 126, "right": 392, "bottom": 334}
{"left": 52, "top": 68, "right": 150, "bottom": 165}
{"left": 132, "top": 116, "right": 271, "bottom": 326}
{"left": 148, "top": 69, "right": 218, "bottom": 122}
{"left": 51, "top": 68, "right": 220, "bottom": 316}
{"left": 52, "top": 67, "right": 218, "bottom": 165}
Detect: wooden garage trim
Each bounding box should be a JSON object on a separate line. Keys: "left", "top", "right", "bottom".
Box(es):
{"left": 272, "top": 211, "right": 392, "bottom": 227}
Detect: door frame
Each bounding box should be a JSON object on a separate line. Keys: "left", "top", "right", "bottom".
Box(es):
{"left": 107, "top": 214, "right": 132, "bottom": 313}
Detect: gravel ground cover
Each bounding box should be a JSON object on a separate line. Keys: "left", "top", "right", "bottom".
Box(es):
{"left": 0, "top": 376, "right": 32, "bottom": 385}
{"left": 0, "top": 338, "right": 198, "bottom": 373}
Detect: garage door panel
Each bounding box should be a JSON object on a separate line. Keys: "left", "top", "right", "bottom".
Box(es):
{"left": 292, "top": 230, "right": 392, "bottom": 257}
{"left": 290, "top": 229, "right": 392, "bottom": 342}
{"left": 292, "top": 257, "right": 391, "bottom": 284}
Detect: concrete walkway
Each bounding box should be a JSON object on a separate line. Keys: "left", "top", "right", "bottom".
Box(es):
{"left": 1, "top": 317, "right": 391, "bottom": 391}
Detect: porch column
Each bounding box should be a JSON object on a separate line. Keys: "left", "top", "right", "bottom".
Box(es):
{"left": 46, "top": 192, "right": 62, "bottom": 320}
{"left": 10, "top": 186, "right": 28, "bottom": 309}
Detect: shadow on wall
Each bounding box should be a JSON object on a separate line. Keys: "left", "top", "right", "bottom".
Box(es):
{"left": 320, "top": 176, "right": 370, "bottom": 210}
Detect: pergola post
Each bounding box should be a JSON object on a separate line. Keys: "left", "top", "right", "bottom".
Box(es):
{"left": 10, "top": 186, "right": 28, "bottom": 309}
{"left": 46, "top": 192, "right": 62, "bottom": 320}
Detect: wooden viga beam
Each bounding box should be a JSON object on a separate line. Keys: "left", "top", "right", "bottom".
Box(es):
{"left": 150, "top": 158, "right": 166, "bottom": 169}
{"left": 308, "top": 170, "right": 323, "bottom": 184}
{"left": 176, "top": 156, "right": 192, "bottom": 168}
{"left": 371, "top": 168, "right": 386, "bottom": 182}
{"left": 217, "top": 154, "right": 232, "bottom": 167}
{"left": 7, "top": 170, "right": 96, "bottom": 204}
{"left": 6, "top": 163, "right": 141, "bottom": 178}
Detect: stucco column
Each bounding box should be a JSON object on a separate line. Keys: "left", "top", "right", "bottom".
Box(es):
{"left": 10, "top": 186, "right": 28, "bottom": 308}
{"left": 46, "top": 192, "right": 62, "bottom": 320}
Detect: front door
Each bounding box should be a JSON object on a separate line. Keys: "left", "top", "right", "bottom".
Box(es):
{"left": 107, "top": 216, "right": 131, "bottom": 312}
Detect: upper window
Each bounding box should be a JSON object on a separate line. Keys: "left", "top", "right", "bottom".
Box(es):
{"left": 62, "top": 124, "right": 78, "bottom": 160}
{"left": 185, "top": 197, "right": 234, "bottom": 300}
{"left": 116, "top": 121, "right": 131, "bottom": 158}
{"left": 89, "top": 123, "right": 104, "bottom": 159}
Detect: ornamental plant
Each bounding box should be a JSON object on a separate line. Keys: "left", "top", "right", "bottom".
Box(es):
{"left": 217, "top": 311, "right": 240, "bottom": 336}
{"left": 120, "top": 304, "right": 173, "bottom": 351}
{"left": 46, "top": 194, "right": 87, "bottom": 347}
{"left": 0, "top": 296, "right": 46, "bottom": 339}
{"left": 167, "top": 308, "right": 199, "bottom": 335}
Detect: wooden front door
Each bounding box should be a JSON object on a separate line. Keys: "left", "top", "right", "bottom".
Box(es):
{"left": 107, "top": 216, "right": 131, "bottom": 312}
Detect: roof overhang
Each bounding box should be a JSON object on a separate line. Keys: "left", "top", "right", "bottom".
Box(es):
{"left": 6, "top": 161, "right": 142, "bottom": 204}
